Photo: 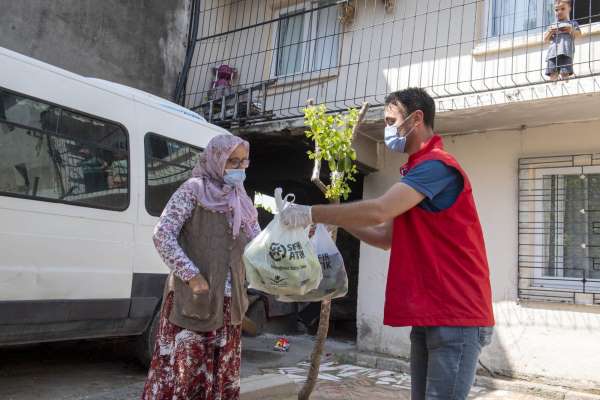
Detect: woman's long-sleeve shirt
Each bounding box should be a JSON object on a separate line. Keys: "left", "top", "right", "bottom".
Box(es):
{"left": 152, "top": 179, "right": 260, "bottom": 294}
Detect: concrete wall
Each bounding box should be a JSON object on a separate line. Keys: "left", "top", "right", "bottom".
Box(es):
{"left": 356, "top": 120, "right": 600, "bottom": 388}
{"left": 0, "top": 0, "right": 191, "bottom": 99}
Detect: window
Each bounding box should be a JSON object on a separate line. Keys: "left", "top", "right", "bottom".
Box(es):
{"left": 0, "top": 89, "right": 129, "bottom": 210}
{"left": 488, "top": 0, "right": 600, "bottom": 37}
{"left": 488, "top": 0, "right": 554, "bottom": 37}
{"left": 274, "top": 1, "right": 340, "bottom": 77}
{"left": 543, "top": 173, "right": 600, "bottom": 281}
{"left": 572, "top": 0, "right": 600, "bottom": 25}
{"left": 519, "top": 155, "right": 600, "bottom": 304}
{"left": 145, "top": 133, "right": 202, "bottom": 216}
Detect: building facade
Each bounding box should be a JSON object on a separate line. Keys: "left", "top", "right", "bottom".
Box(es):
{"left": 184, "top": 0, "right": 600, "bottom": 389}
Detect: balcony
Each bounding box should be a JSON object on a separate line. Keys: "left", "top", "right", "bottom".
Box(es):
{"left": 179, "top": 0, "right": 600, "bottom": 130}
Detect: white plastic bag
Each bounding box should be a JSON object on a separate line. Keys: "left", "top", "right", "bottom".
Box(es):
{"left": 277, "top": 224, "right": 348, "bottom": 302}
{"left": 243, "top": 188, "right": 322, "bottom": 296}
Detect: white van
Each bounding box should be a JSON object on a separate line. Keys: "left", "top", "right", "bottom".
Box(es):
{"left": 0, "top": 46, "right": 228, "bottom": 363}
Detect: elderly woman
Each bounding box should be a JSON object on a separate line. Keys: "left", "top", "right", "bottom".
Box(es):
{"left": 142, "top": 135, "right": 259, "bottom": 400}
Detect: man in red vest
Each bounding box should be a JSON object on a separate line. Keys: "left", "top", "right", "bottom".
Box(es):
{"left": 280, "top": 88, "right": 495, "bottom": 400}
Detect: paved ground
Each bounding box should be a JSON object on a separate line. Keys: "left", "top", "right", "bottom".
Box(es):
{"left": 267, "top": 360, "right": 546, "bottom": 400}
{"left": 242, "top": 334, "right": 355, "bottom": 378}
{"left": 0, "top": 335, "right": 547, "bottom": 400}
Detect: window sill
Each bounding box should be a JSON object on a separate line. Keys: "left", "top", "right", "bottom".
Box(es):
{"left": 519, "top": 298, "right": 600, "bottom": 310}
{"left": 269, "top": 69, "right": 339, "bottom": 89}
{"left": 472, "top": 22, "right": 600, "bottom": 57}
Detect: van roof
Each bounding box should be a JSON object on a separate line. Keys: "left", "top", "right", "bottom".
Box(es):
{"left": 84, "top": 78, "right": 207, "bottom": 123}
{"left": 0, "top": 46, "right": 226, "bottom": 133}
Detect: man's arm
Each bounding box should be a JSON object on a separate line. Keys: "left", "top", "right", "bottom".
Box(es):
{"left": 343, "top": 220, "right": 393, "bottom": 250}
{"left": 311, "top": 182, "right": 424, "bottom": 228}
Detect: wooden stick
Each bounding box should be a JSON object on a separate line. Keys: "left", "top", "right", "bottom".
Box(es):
{"left": 310, "top": 142, "right": 328, "bottom": 195}
{"left": 297, "top": 298, "right": 332, "bottom": 400}
{"left": 352, "top": 102, "right": 370, "bottom": 141}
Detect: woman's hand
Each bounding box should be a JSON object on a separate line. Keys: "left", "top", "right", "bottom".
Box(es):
{"left": 188, "top": 274, "right": 209, "bottom": 295}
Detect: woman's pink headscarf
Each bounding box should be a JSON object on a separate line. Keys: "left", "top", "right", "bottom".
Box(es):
{"left": 190, "top": 134, "right": 258, "bottom": 237}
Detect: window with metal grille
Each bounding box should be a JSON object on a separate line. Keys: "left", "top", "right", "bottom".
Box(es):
{"left": 519, "top": 155, "right": 600, "bottom": 305}
{"left": 0, "top": 88, "right": 129, "bottom": 211}
{"left": 272, "top": 1, "right": 340, "bottom": 77}
{"left": 144, "top": 132, "right": 202, "bottom": 217}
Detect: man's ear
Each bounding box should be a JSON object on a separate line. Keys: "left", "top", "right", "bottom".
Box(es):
{"left": 413, "top": 110, "right": 425, "bottom": 127}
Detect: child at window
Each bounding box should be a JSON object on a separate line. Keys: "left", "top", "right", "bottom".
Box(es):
{"left": 544, "top": 0, "right": 582, "bottom": 81}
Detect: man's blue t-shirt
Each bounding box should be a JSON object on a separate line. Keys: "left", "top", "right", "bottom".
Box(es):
{"left": 401, "top": 160, "right": 464, "bottom": 212}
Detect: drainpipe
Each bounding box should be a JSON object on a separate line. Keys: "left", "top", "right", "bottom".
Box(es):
{"left": 173, "top": 0, "right": 201, "bottom": 104}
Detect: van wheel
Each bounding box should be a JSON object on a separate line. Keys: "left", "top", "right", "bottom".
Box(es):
{"left": 135, "top": 309, "right": 160, "bottom": 367}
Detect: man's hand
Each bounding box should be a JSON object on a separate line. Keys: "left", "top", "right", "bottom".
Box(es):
{"left": 188, "top": 274, "right": 209, "bottom": 295}
{"left": 279, "top": 203, "right": 312, "bottom": 228}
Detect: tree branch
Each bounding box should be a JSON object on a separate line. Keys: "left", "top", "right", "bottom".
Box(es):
{"left": 352, "top": 102, "right": 370, "bottom": 142}
{"left": 310, "top": 142, "right": 328, "bottom": 195}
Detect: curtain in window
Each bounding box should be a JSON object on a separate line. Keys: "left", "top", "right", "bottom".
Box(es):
{"left": 276, "top": 13, "right": 305, "bottom": 76}
{"left": 543, "top": 175, "right": 558, "bottom": 277}
{"left": 544, "top": 174, "right": 600, "bottom": 283}
{"left": 312, "top": 6, "right": 340, "bottom": 71}
{"left": 563, "top": 175, "right": 587, "bottom": 279}
{"left": 587, "top": 175, "right": 600, "bottom": 280}
{"left": 561, "top": 174, "right": 600, "bottom": 281}
{"left": 489, "top": 0, "right": 553, "bottom": 36}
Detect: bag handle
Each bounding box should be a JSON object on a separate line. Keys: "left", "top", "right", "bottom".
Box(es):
{"left": 274, "top": 187, "right": 295, "bottom": 213}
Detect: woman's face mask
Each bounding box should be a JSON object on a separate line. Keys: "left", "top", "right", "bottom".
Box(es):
{"left": 224, "top": 144, "right": 249, "bottom": 186}
{"left": 384, "top": 112, "right": 417, "bottom": 153}
{"left": 224, "top": 169, "right": 246, "bottom": 186}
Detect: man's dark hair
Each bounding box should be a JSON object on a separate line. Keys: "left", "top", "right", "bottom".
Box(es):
{"left": 384, "top": 88, "right": 435, "bottom": 129}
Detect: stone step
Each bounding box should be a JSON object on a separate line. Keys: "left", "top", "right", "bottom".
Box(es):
{"left": 240, "top": 373, "right": 297, "bottom": 400}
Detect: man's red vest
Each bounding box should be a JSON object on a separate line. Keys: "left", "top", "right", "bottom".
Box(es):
{"left": 384, "top": 135, "right": 495, "bottom": 327}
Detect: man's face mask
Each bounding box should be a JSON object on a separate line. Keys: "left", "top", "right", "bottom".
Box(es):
{"left": 384, "top": 112, "right": 417, "bottom": 153}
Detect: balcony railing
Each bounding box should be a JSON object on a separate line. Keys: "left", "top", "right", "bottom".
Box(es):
{"left": 179, "top": 0, "right": 600, "bottom": 126}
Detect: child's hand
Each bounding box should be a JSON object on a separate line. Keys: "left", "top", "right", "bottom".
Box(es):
{"left": 546, "top": 27, "right": 557, "bottom": 39}
{"left": 560, "top": 25, "right": 573, "bottom": 34}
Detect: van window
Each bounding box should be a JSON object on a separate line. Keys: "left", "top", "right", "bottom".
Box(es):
{"left": 145, "top": 133, "right": 202, "bottom": 216}
{"left": 0, "top": 89, "right": 129, "bottom": 210}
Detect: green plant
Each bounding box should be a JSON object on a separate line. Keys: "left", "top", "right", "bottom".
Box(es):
{"left": 303, "top": 104, "right": 360, "bottom": 200}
